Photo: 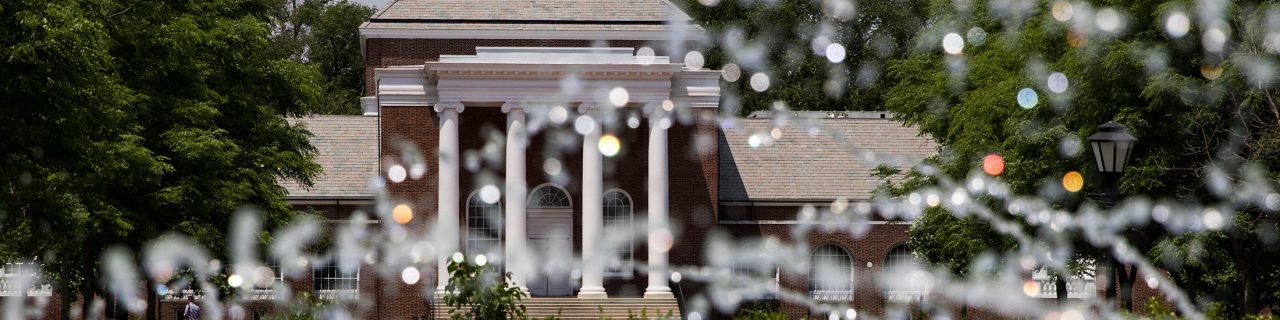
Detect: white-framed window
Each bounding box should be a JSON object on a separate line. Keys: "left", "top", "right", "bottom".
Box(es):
{"left": 0, "top": 261, "right": 51, "bottom": 297}
{"left": 603, "top": 189, "right": 633, "bottom": 277}
{"left": 312, "top": 262, "right": 359, "bottom": 300}
{"left": 883, "top": 244, "right": 926, "bottom": 302}
{"left": 809, "top": 244, "right": 853, "bottom": 301}
{"left": 731, "top": 246, "right": 779, "bottom": 300}
{"left": 466, "top": 190, "right": 503, "bottom": 261}
{"left": 527, "top": 184, "right": 572, "bottom": 208}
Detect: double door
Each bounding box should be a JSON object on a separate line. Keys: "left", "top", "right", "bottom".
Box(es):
{"left": 526, "top": 209, "right": 573, "bottom": 296}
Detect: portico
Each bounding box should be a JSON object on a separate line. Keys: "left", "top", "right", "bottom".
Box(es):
{"left": 375, "top": 47, "right": 720, "bottom": 299}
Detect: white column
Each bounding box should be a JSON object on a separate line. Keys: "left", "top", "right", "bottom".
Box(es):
{"left": 435, "top": 101, "right": 464, "bottom": 295}
{"left": 502, "top": 102, "right": 529, "bottom": 293}
{"left": 578, "top": 103, "right": 608, "bottom": 299}
{"left": 645, "top": 109, "right": 673, "bottom": 299}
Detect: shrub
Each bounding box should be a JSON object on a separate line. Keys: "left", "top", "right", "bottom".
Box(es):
{"left": 443, "top": 254, "right": 527, "bottom": 320}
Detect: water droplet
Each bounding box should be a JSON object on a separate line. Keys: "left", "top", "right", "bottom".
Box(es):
{"left": 227, "top": 274, "right": 244, "bottom": 288}
{"left": 636, "top": 47, "right": 656, "bottom": 65}
{"left": 1017, "top": 88, "right": 1038, "bottom": 109}
{"left": 1062, "top": 171, "right": 1084, "bottom": 192}
{"left": 1051, "top": 0, "right": 1073, "bottom": 22}
{"left": 951, "top": 190, "right": 968, "bottom": 206}
{"left": 1165, "top": 11, "right": 1190, "bottom": 38}
{"left": 1203, "top": 20, "right": 1229, "bottom": 53}
{"left": 684, "top": 51, "right": 705, "bottom": 69}
{"left": 926, "top": 193, "right": 941, "bottom": 207}
{"left": 670, "top": 272, "right": 682, "bottom": 283}
{"left": 942, "top": 33, "right": 964, "bottom": 55}
{"left": 845, "top": 308, "right": 857, "bottom": 319}
{"left": 393, "top": 204, "right": 413, "bottom": 225}
{"left": 575, "top": 115, "right": 596, "bottom": 135}
{"left": 549, "top": 105, "right": 568, "bottom": 124}
{"left": 387, "top": 165, "right": 407, "bottom": 183}
{"left": 609, "top": 87, "right": 630, "bottom": 106}
{"left": 825, "top": 43, "right": 846, "bottom": 63}
{"left": 721, "top": 63, "right": 742, "bottom": 82}
{"left": 770, "top": 128, "right": 782, "bottom": 139}
{"left": 1095, "top": 8, "right": 1122, "bottom": 32}
{"left": 750, "top": 73, "right": 771, "bottom": 92}
{"left": 401, "top": 267, "right": 420, "bottom": 285}
{"left": 1203, "top": 209, "right": 1223, "bottom": 230}
{"left": 650, "top": 228, "right": 674, "bottom": 253}
{"left": 452, "top": 252, "right": 464, "bottom": 263}
{"left": 543, "top": 158, "right": 562, "bottom": 175}
{"left": 598, "top": 135, "right": 621, "bottom": 157}
{"left": 409, "top": 163, "right": 427, "bottom": 179}
{"left": 480, "top": 185, "right": 501, "bottom": 204}
{"left": 475, "top": 254, "right": 488, "bottom": 266}
{"left": 1047, "top": 72, "right": 1069, "bottom": 93}
{"left": 1023, "top": 280, "right": 1040, "bottom": 297}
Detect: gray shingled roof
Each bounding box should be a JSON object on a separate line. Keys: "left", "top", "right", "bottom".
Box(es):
{"left": 284, "top": 116, "right": 379, "bottom": 199}
{"left": 719, "top": 118, "right": 936, "bottom": 201}
{"left": 365, "top": 0, "right": 697, "bottom": 31}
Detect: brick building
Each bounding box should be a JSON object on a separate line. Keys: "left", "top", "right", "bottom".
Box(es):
{"left": 5, "top": 1, "right": 1140, "bottom": 319}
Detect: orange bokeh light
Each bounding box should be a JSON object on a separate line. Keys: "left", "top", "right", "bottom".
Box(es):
{"left": 393, "top": 204, "right": 413, "bottom": 224}
{"left": 1062, "top": 171, "right": 1084, "bottom": 192}
{"left": 982, "top": 154, "right": 1005, "bottom": 176}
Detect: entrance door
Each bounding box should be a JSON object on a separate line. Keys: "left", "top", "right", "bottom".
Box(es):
{"left": 526, "top": 185, "right": 575, "bottom": 297}
{"left": 527, "top": 211, "right": 573, "bottom": 296}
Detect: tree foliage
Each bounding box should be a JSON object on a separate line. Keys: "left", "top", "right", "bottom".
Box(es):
{"left": 0, "top": 0, "right": 323, "bottom": 317}
{"left": 880, "top": 0, "right": 1280, "bottom": 316}
{"left": 267, "top": 0, "right": 374, "bottom": 115}
{"left": 674, "top": 0, "right": 929, "bottom": 114}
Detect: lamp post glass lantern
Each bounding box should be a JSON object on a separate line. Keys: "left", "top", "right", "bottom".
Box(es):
{"left": 1087, "top": 121, "right": 1138, "bottom": 173}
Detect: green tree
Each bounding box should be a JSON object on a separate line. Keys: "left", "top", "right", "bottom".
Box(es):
{"left": 267, "top": 0, "right": 374, "bottom": 114}
{"left": 0, "top": 0, "right": 323, "bottom": 318}
{"left": 674, "top": 0, "right": 929, "bottom": 114}
{"left": 881, "top": 0, "right": 1280, "bottom": 316}
{"left": 443, "top": 256, "right": 528, "bottom": 320}
{"left": 308, "top": 1, "right": 375, "bottom": 114}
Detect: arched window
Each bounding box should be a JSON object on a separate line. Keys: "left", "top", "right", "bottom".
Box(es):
{"left": 883, "top": 245, "right": 917, "bottom": 275}
{"left": 466, "top": 190, "right": 503, "bottom": 261}
{"left": 809, "top": 244, "right": 853, "bottom": 301}
{"left": 732, "top": 244, "right": 779, "bottom": 300}
{"left": 528, "top": 184, "right": 572, "bottom": 208}
{"left": 603, "top": 189, "right": 633, "bottom": 276}
{"left": 883, "top": 244, "right": 926, "bottom": 302}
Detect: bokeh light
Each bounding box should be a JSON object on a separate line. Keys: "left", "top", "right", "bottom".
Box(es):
{"left": 1017, "top": 88, "right": 1038, "bottom": 109}
{"left": 392, "top": 204, "right": 413, "bottom": 224}
{"left": 942, "top": 33, "right": 965, "bottom": 55}
{"left": 401, "top": 266, "right": 420, "bottom": 285}
{"left": 983, "top": 154, "right": 1005, "bottom": 176}
{"left": 1062, "top": 171, "right": 1084, "bottom": 192}
{"left": 598, "top": 134, "right": 621, "bottom": 157}
{"left": 387, "top": 165, "right": 407, "bottom": 183}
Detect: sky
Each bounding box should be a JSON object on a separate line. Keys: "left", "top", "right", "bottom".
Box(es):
{"left": 351, "top": 0, "right": 389, "bottom": 11}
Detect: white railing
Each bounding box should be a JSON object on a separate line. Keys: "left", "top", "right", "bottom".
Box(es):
{"left": 809, "top": 290, "right": 853, "bottom": 301}
{"left": 315, "top": 289, "right": 359, "bottom": 300}
{"left": 0, "top": 262, "right": 53, "bottom": 297}
{"left": 885, "top": 290, "right": 927, "bottom": 302}
{"left": 163, "top": 288, "right": 277, "bottom": 301}
{"left": 1034, "top": 278, "right": 1097, "bottom": 299}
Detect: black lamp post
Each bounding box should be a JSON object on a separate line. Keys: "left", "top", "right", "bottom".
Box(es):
{"left": 1087, "top": 121, "right": 1138, "bottom": 309}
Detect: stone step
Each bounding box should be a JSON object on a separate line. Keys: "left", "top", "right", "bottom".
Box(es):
{"left": 432, "top": 297, "right": 679, "bottom": 320}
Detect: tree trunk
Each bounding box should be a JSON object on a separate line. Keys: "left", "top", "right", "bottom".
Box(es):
{"left": 1119, "top": 265, "right": 1136, "bottom": 312}
{"left": 1234, "top": 235, "right": 1258, "bottom": 315}
{"left": 145, "top": 278, "right": 158, "bottom": 320}
{"left": 1056, "top": 276, "right": 1068, "bottom": 307}
{"left": 79, "top": 268, "right": 93, "bottom": 320}
{"left": 59, "top": 264, "right": 74, "bottom": 320}
{"left": 1104, "top": 257, "right": 1117, "bottom": 303}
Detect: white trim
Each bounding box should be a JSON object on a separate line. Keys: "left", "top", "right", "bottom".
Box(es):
{"left": 286, "top": 199, "right": 376, "bottom": 205}
{"left": 717, "top": 220, "right": 911, "bottom": 225}
{"left": 360, "top": 28, "right": 703, "bottom": 42}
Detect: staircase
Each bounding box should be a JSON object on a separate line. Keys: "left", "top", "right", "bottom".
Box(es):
{"left": 433, "top": 297, "right": 681, "bottom": 319}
